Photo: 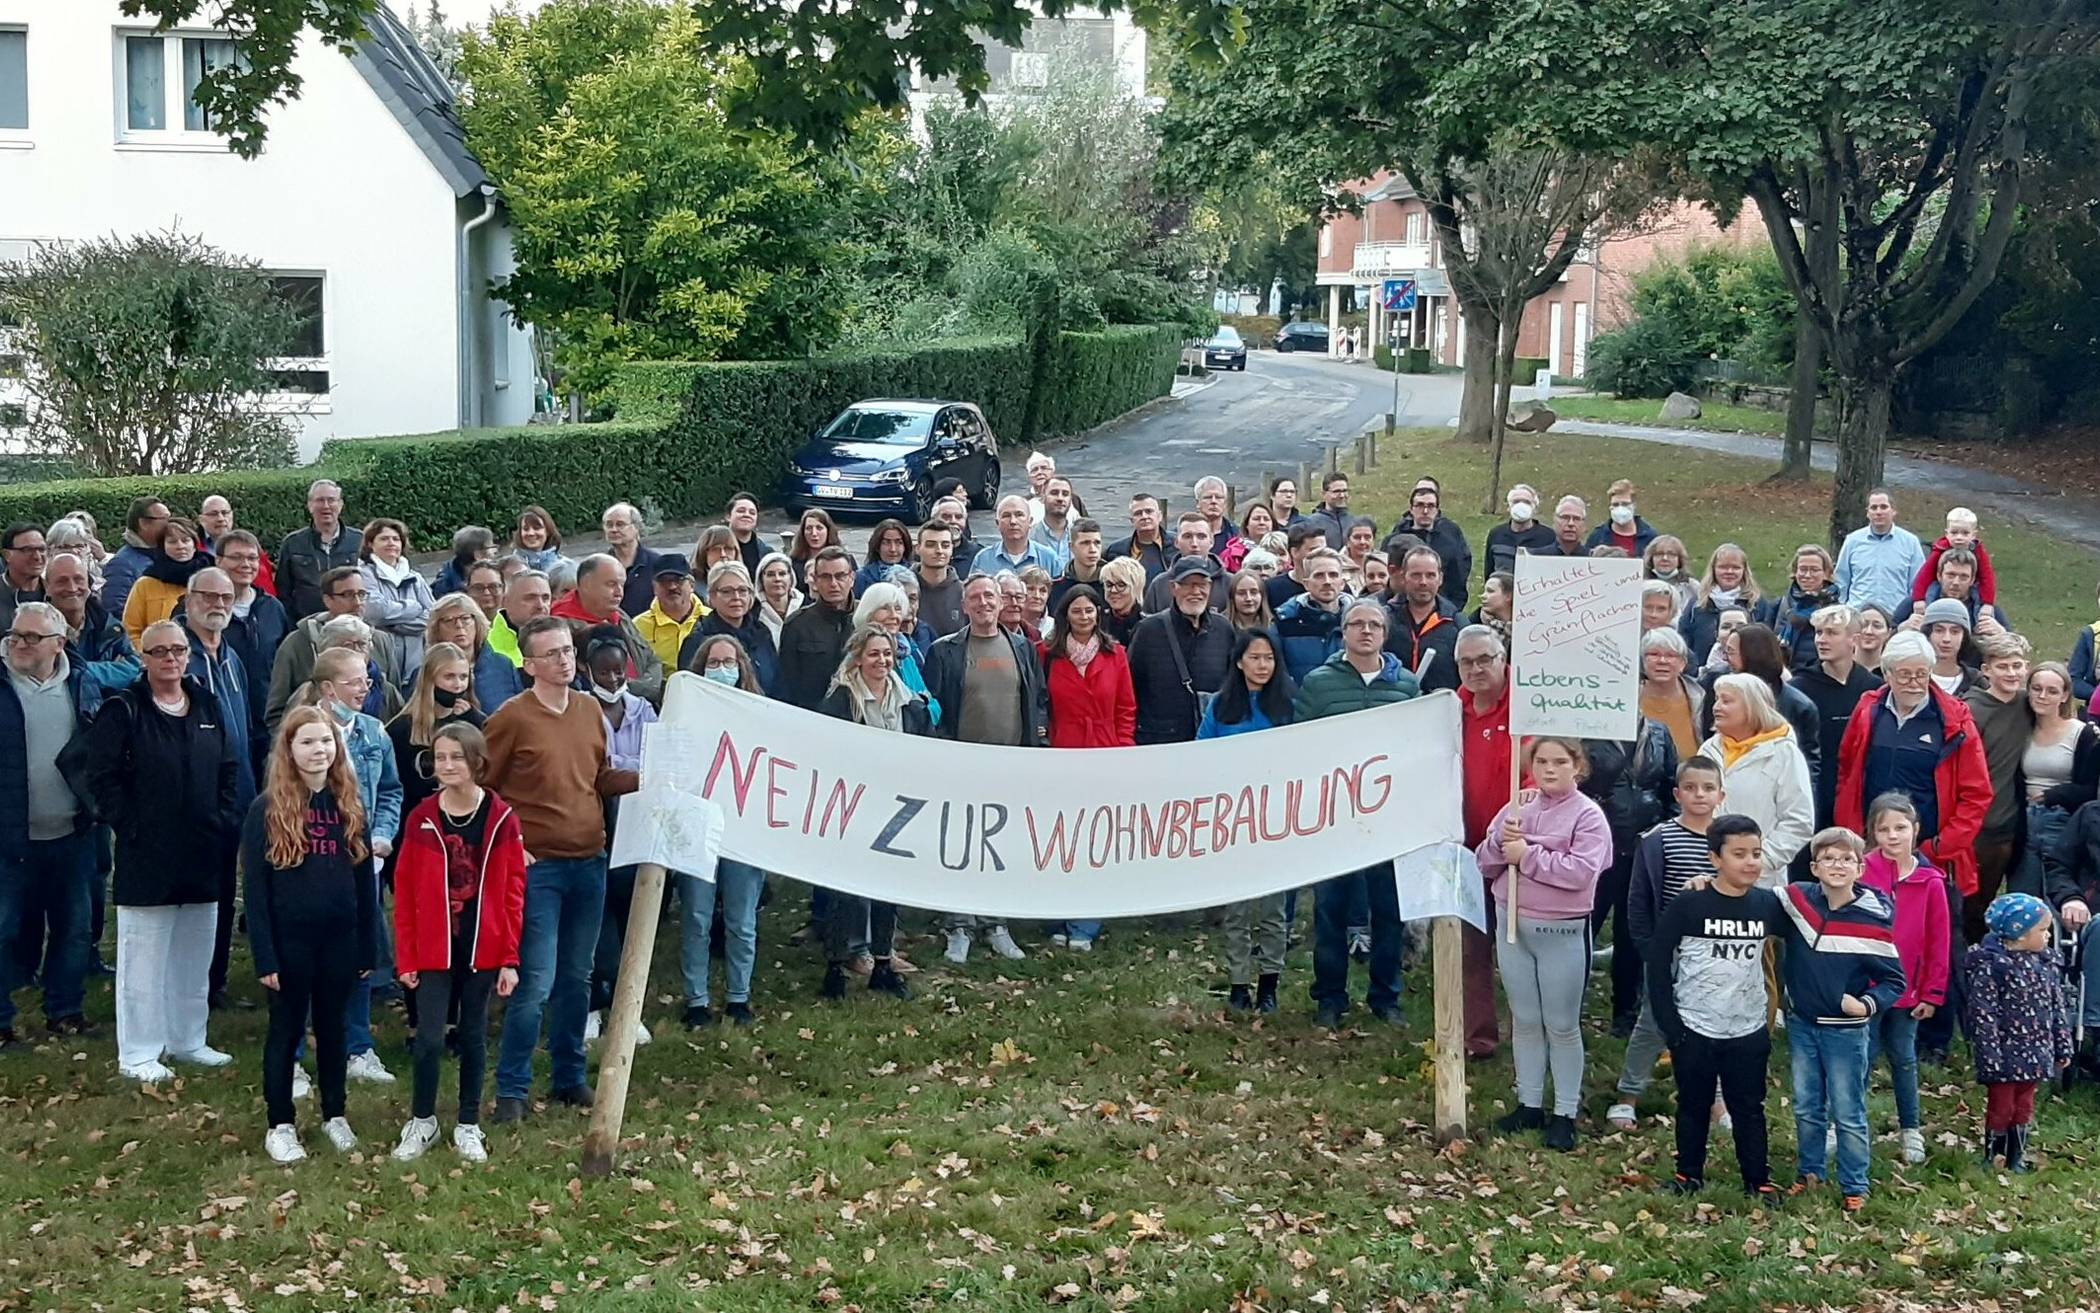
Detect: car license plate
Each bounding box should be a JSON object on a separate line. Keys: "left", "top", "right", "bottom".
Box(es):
{"left": 814, "top": 485, "right": 853, "bottom": 500}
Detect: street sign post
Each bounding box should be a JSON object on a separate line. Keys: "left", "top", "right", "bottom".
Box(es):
{"left": 1381, "top": 278, "right": 1417, "bottom": 312}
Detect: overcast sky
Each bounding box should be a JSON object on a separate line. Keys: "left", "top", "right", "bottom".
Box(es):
{"left": 390, "top": 0, "right": 545, "bottom": 27}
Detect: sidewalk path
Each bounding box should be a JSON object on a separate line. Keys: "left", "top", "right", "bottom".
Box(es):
{"left": 1551, "top": 420, "right": 2100, "bottom": 553}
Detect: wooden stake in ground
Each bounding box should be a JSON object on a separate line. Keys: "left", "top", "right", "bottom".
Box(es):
{"left": 1431, "top": 915, "right": 1467, "bottom": 1141}
{"left": 581, "top": 860, "right": 669, "bottom": 1177}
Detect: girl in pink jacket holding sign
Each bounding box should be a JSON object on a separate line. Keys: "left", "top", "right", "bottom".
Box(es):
{"left": 1476, "top": 737, "right": 1615, "bottom": 1153}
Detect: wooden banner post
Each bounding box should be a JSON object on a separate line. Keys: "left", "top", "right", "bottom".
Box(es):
{"left": 1432, "top": 916, "right": 1467, "bottom": 1141}
{"left": 581, "top": 861, "right": 669, "bottom": 1177}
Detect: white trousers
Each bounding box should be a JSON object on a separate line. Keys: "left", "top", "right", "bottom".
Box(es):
{"left": 115, "top": 903, "right": 216, "bottom": 1069}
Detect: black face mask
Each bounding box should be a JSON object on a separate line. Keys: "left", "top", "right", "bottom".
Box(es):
{"left": 433, "top": 686, "right": 466, "bottom": 710}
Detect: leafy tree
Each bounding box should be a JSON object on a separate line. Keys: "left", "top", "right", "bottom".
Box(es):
{"left": 122, "top": 0, "right": 375, "bottom": 158}
{"left": 1588, "top": 245, "right": 1795, "bottom": 396}
{"left": 458, "top": 0, "right": 878, "bottom": 396}
{"left": 0, "top": 232, "right": 301, "bottom": 476}
{"left": 404, "top": 0, "right": 464, "bottom": 90}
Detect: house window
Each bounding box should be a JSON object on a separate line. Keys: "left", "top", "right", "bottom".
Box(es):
{"left": 1405, "top": 212, "right": 1424, "bottom": 246}
{"left": 266, "top": 274, "right": 328, "bottom": 394}
{"left": 1318, "top": 226, "right": 1332, "bottom": 258}
{"left": 120, "top": 32, "right": 239, "bottom": 140}
{"left": 0, "top": 29, "right": 26, "bottom": 132}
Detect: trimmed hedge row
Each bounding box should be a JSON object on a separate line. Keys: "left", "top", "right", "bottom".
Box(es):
{"left": 0, "top": 423, "right": 671, "bottom": 550}
{"left": 1034, "top": 324, "right": 1184, "bottom": 436}
{"left": 0, "top": 325, "right": 1180, "bottom": 548}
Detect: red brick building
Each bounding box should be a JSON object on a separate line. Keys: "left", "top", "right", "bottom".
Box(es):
{"left": 1312, "top": 171, "right": 1762, "bottom": 378}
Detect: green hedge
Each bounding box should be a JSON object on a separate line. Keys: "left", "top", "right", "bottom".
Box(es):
{"left": 0, "top": 422, "right": 676, "bottom": 550}
{"left": 1512, "top": 356, "right": 1548, "bottom": 386}
{"left": 1373, "top": 345, "right": 1435, "bottom": 374}
{"left": 0, "top": 327, "right": 1178, "bottom": 547}
{"left": 1034, "top": 325, "right": 1183, "bottom": 436}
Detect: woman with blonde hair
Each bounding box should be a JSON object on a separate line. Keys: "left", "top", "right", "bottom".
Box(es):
{"left": 244, "top": 705, "right": 376, "bottom": 1163}
{"left": 753, "top": 551, "right": 803, "bottom": 647}
{"left": 1678, "top": 542, "right": 1766, "bottom": 667}
{"left": 1698, "top": 673, "right": 1815, "bottom": 885}
{"left": 388, "top": 640, "right": 484, "bottom": 817}
{"left": 1642, "top": 534, "right": 1696, "bottom": 618}
{"left": 676, "top": 635, "right": 770, "bottom": 1026}
{"left": 1098, "top": 555, "right": 1148, "bottom": 646}
{"left": 424, "top": 590, "right": 520, "bottom": 710}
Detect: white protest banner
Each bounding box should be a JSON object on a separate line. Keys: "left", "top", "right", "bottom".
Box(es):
{"left": 643, "top": 673, "right": 1468, "bottom": 920}
{"left": 1510, "top": 553, "right": 1644, "bottom": 740}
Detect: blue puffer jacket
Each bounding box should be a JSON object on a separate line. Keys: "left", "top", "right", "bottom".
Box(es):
{"left": 1272, "top": 593, "right": 1345, "bottom": 686}
{"left": 0, "top": 656, "right": 101, "bottom": 858}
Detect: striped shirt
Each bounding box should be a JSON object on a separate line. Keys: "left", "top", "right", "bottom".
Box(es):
{"left": 1655, "top": 820, "right": 1712, "bottom": 910}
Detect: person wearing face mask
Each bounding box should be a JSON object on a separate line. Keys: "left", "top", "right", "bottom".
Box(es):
{"left": 1485, "top": 484, "right": 1557, "bottom": 579}
{"left": 581, "top": 633, "right": 659, "bottom": 1050}
{"left": 1583, "top": 480, "right": 1660, "bottom": 555}
{"left": 387, "top": 641, "right": 485, "bottom": 818}
{"left": 676, "top": 635, "right": 769, "bottom": 1027}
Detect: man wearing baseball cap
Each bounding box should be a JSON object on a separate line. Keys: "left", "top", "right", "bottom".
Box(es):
{"left": 633, "top": 555, "right": 701, "bottom": 673}
{"left": 1126, "top": 555, "right": 1231, "bottom": 745}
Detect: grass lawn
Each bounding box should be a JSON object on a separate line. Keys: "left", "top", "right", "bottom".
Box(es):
{"left": 1352, "top": 429, "right": 2094, "bottom": 659}
{"left": 6, "top": 432, "right": 2099, "bottom": 1313}
{"left": 1549, "top": 395, "right": 1799, "bottom": 439}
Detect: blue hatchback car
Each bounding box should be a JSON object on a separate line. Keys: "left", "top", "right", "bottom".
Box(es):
{"left": 783, "top": 399, "right": 1003, "bottom": 521}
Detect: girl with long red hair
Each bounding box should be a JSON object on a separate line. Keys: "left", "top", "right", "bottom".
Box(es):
{"left": 244, "top": 705, "right": 376, "bottom": 1165}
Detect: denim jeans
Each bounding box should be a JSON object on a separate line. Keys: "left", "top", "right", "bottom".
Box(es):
{"left": 341, "top": 863, "right": 389, "bottom": 1056}
{"left": 679, "top": 859, "right": 764, "bottom": 1007}
{"left": 1867, "top": 1005, "right": 1922, "bottom": 1130}
{"left": 0, "top": 832, "right": 95, "bottom": 1029}
{"left": 1312, "top": 863, "right": 1402, "bottom": 1013}
{"left": 2014, "top": 804, "right": 2068, "bottom": 898}
{"left": 1063, "top": 920, "right": 1103, "bottom": 942}
{"left": 496, "top": 855, "right": 607, "bottom": 1099}
{"left": 1790, "top": 1016, "right": 1872, "bottom": 1196}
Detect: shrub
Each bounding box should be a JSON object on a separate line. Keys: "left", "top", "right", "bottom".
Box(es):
{"left": 1218, "top": 314, "right": 1282, "bottom": 347}
{"left": 1034, "top": 325, "right": 1183, "bottom": 435}
{"left": 1511, "top": 356, "right": 1548, "bottom": 386}
{"left": 1372, "top": 345, "right": 1435, "bottom": 374}
{"left": 1587, "top": 317, "right": 1703, "bottom": 398}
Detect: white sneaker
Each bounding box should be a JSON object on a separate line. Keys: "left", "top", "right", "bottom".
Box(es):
{"left": 452, "top": 1122, "right": 489, "bottom": 1163}
{"left": 392, "top": 1116, "right": 440, "bottom": 1162}
{"left": 1067, "top": 937, "right": 1093, "bottom": 953}
{"left": 984, "top": 926, "right": 1027, "bottom": 960}
{"left": 1900, "top": 1127, "right": 1926, "bottom": 1165}
{"left": 943, "top": 930, "right": 971, "bottom": 965}
{"left": 583, "top": 1010, "right": 603, "bottom": 1044}
{"left": 635, "top": 1021, "right": 652, "bottom": 1046}
{"left": 167, "top": 1046, "right": 232, "bottom": 1068}
{"left": 120, "top": 1060, "right": 175, "bottom": 1084}
{"left": 344, "top": 1051, "right": 395, "bottom": 1084}
{"left": 321, "top": 1116, "right": 358, "bottom": 1152}
{"left": 291, "top": 1065, "right": 312, "bottom": 1101}
{"left": 1049, "top": 932, "right": 1068, "bottom": 947}
{"left": 1606, "top": 1102, "right": 1637, "bottom": 1130}
{"left": 264, "top": 1124, "right": 306, "bottom": 1164}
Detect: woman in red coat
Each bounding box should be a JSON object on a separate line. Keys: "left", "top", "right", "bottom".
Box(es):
{"left": 388, "top": 721, "right": 527, "bottom": 1163}
{"left": 1042, "top": 585, "right": 1136, "bottom": 750}
{"left": 1040, "top": 585, "right": 1134, "bottom": 951}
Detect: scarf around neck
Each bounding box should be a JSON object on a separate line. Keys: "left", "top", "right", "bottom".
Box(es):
{"left": 842, "top": 668, "right": 907, "bottom": 731}
{"left": 1719, "top": 723, "right": 1791, "bottom": 770}
{"left": 143, "top": 550, "right": 210, "bottom": 586}
{"left": 1066, "top": 633, "right": 1102, "bottom": 672}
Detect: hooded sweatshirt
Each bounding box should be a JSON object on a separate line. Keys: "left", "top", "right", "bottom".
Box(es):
{"left": 1474, "top": 787, "right": 1614, "bottom": 921}
{"left": 1775, "top": 880, "right": 1906, "bottom": 1026}
{"left": 1859, "top": 850, "right": 1952, "bottom": 1011}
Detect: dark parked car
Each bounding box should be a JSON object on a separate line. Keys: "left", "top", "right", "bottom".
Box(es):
{"left": 1203, "top": 326, "right": 1248, "bottom": 371}
{"left": 1273, "top": 321, "right": 1331, "bottom": 354}
{"left": 784, "top": 399, "right": 1001, "bottom": 521}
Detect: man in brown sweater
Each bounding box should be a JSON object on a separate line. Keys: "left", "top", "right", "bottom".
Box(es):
{"left": 488, "top": 616, "right": 637, "bottom": 1124}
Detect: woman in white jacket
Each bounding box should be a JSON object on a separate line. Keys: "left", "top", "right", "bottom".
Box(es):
{"left": 360, "top": 517, "right": 437, "bottom": 678}
{"left": 1697, "top": 672, "right": 1816, "bottom": 886}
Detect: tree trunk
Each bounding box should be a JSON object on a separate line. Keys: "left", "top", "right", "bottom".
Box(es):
{"left": 1777, "top": 308, "right": 1820, "bottom": 481}
{"left": 1485, "top": 315, "right": 1521, "bottom": 516}
{"left": 1828, "top": 372, "right": 1891, "bottom": 549}
{"left": 1456, "top": 311, "right": 1499, "bottom": 446}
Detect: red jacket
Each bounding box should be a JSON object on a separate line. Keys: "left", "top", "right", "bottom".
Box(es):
{"left": 1041, "top": 642, "right": 1136, "bottom": 748}
{"left": 1834, "top": 684, "right": 1992, "bottom": 895}
{"left": 392, "top": 791, "right": 529, "bottom": 973}
{"left": 1459, "top": 684, "right": 1514, "bottom": 847}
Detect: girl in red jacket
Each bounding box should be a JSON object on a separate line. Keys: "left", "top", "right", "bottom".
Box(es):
{"left": 389, "top": 722, "right": 527, "bottom": 1163}
{"left": 1859, "top": 792, "right": 1949, "bottom": 1167}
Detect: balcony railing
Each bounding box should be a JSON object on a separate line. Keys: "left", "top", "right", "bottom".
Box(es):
{"left": 1349, "top": 240, "right": 1433, "bottom": 281}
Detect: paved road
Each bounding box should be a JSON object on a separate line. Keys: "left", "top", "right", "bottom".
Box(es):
{"left": 1040, "top": 351, "right": 1458, "bottom": 513}
{"left": 1552, "top": 419, "right": 2100, "bottom": 553}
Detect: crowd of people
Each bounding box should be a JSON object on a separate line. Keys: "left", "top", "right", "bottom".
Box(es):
{"left": 0, "top": 461, "right": 2085, "bottom": 1196}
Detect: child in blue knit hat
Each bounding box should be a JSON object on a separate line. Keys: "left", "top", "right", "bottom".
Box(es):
{"left": 1963, "top": 893, "right": 2072, "bottom": 1172}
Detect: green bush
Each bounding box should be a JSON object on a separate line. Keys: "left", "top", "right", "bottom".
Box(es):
{"left": 1587, "top": 317, "right": 1703, "bottom": 398}
{"left": 1218, "top": 313, "right": 1282, "bottom": 347}
{"left": 1373, "top": 345, "right": 1435, "bottom": 374}
{"left": 1511, "top": 356, "right": 1547, "bottom": 386}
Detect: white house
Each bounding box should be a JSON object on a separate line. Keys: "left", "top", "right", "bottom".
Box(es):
{"left": 905, "top": 5, "right": 1150, "bottom": 127}
{"left": 0, "top": 2, "right": 534, "bottom": 459}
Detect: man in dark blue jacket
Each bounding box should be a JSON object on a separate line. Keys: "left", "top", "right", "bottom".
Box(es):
{"left": 1272, "top": 549, "right": 1348, "bottom": 685}
{"left": 0, "top": 602, "right": 102, "bottom": 1045}
{"left": 209, "top": 531, "right": 289, "bottom": 752}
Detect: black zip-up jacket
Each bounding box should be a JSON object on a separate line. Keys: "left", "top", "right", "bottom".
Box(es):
{"left": 82, "top": 676, "right": 240, "bottom": 905}
{"left": 1126, "top": 608, "right": 1232, "bottom": 744}
{"left": 774, "top": 601, "right": 855, "bottom": 710}
{"left": 1383, "top": 516, "right": 1472, "bottom": 610}
{"left": 276, "top": 525, "right": 363, "bottom": 621}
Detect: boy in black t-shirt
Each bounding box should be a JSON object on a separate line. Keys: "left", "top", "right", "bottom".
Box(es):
{"left": 1647, "top": 815, "right": 1786, "bottom": 1203}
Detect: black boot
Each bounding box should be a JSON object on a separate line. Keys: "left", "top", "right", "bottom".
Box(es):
{"left": 821, "top": 964, "right": 848, "bottom": 1000}
{"left": 1983, "top": 1129, "right": 2009, "bottom": 1168}
{"left": 1255, "top": 973, "right": 1280, "bottom": 1014}
{"left": 2005, "top": 1124, "right": 2032, "bottom": 1174}
{"left": 868, "top": 961, "right": 910, "bottom": 999}
{"left": 1228, "top": 984, "right": 1254, "bottom": 1012}
{"left": 1493, "top": 1105, "right": 1545, "bottom": 1135}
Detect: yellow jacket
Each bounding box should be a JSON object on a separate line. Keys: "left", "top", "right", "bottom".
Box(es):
{"left": 633, "top": 599, "right": 703, "bottom": 672}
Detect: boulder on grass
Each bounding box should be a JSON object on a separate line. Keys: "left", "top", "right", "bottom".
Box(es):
{"left": 1660, "top": 391, "right": 1703, "bottom": 421}
{"left": 1507, "top": 401, "right": 1558, "bottom": 433}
